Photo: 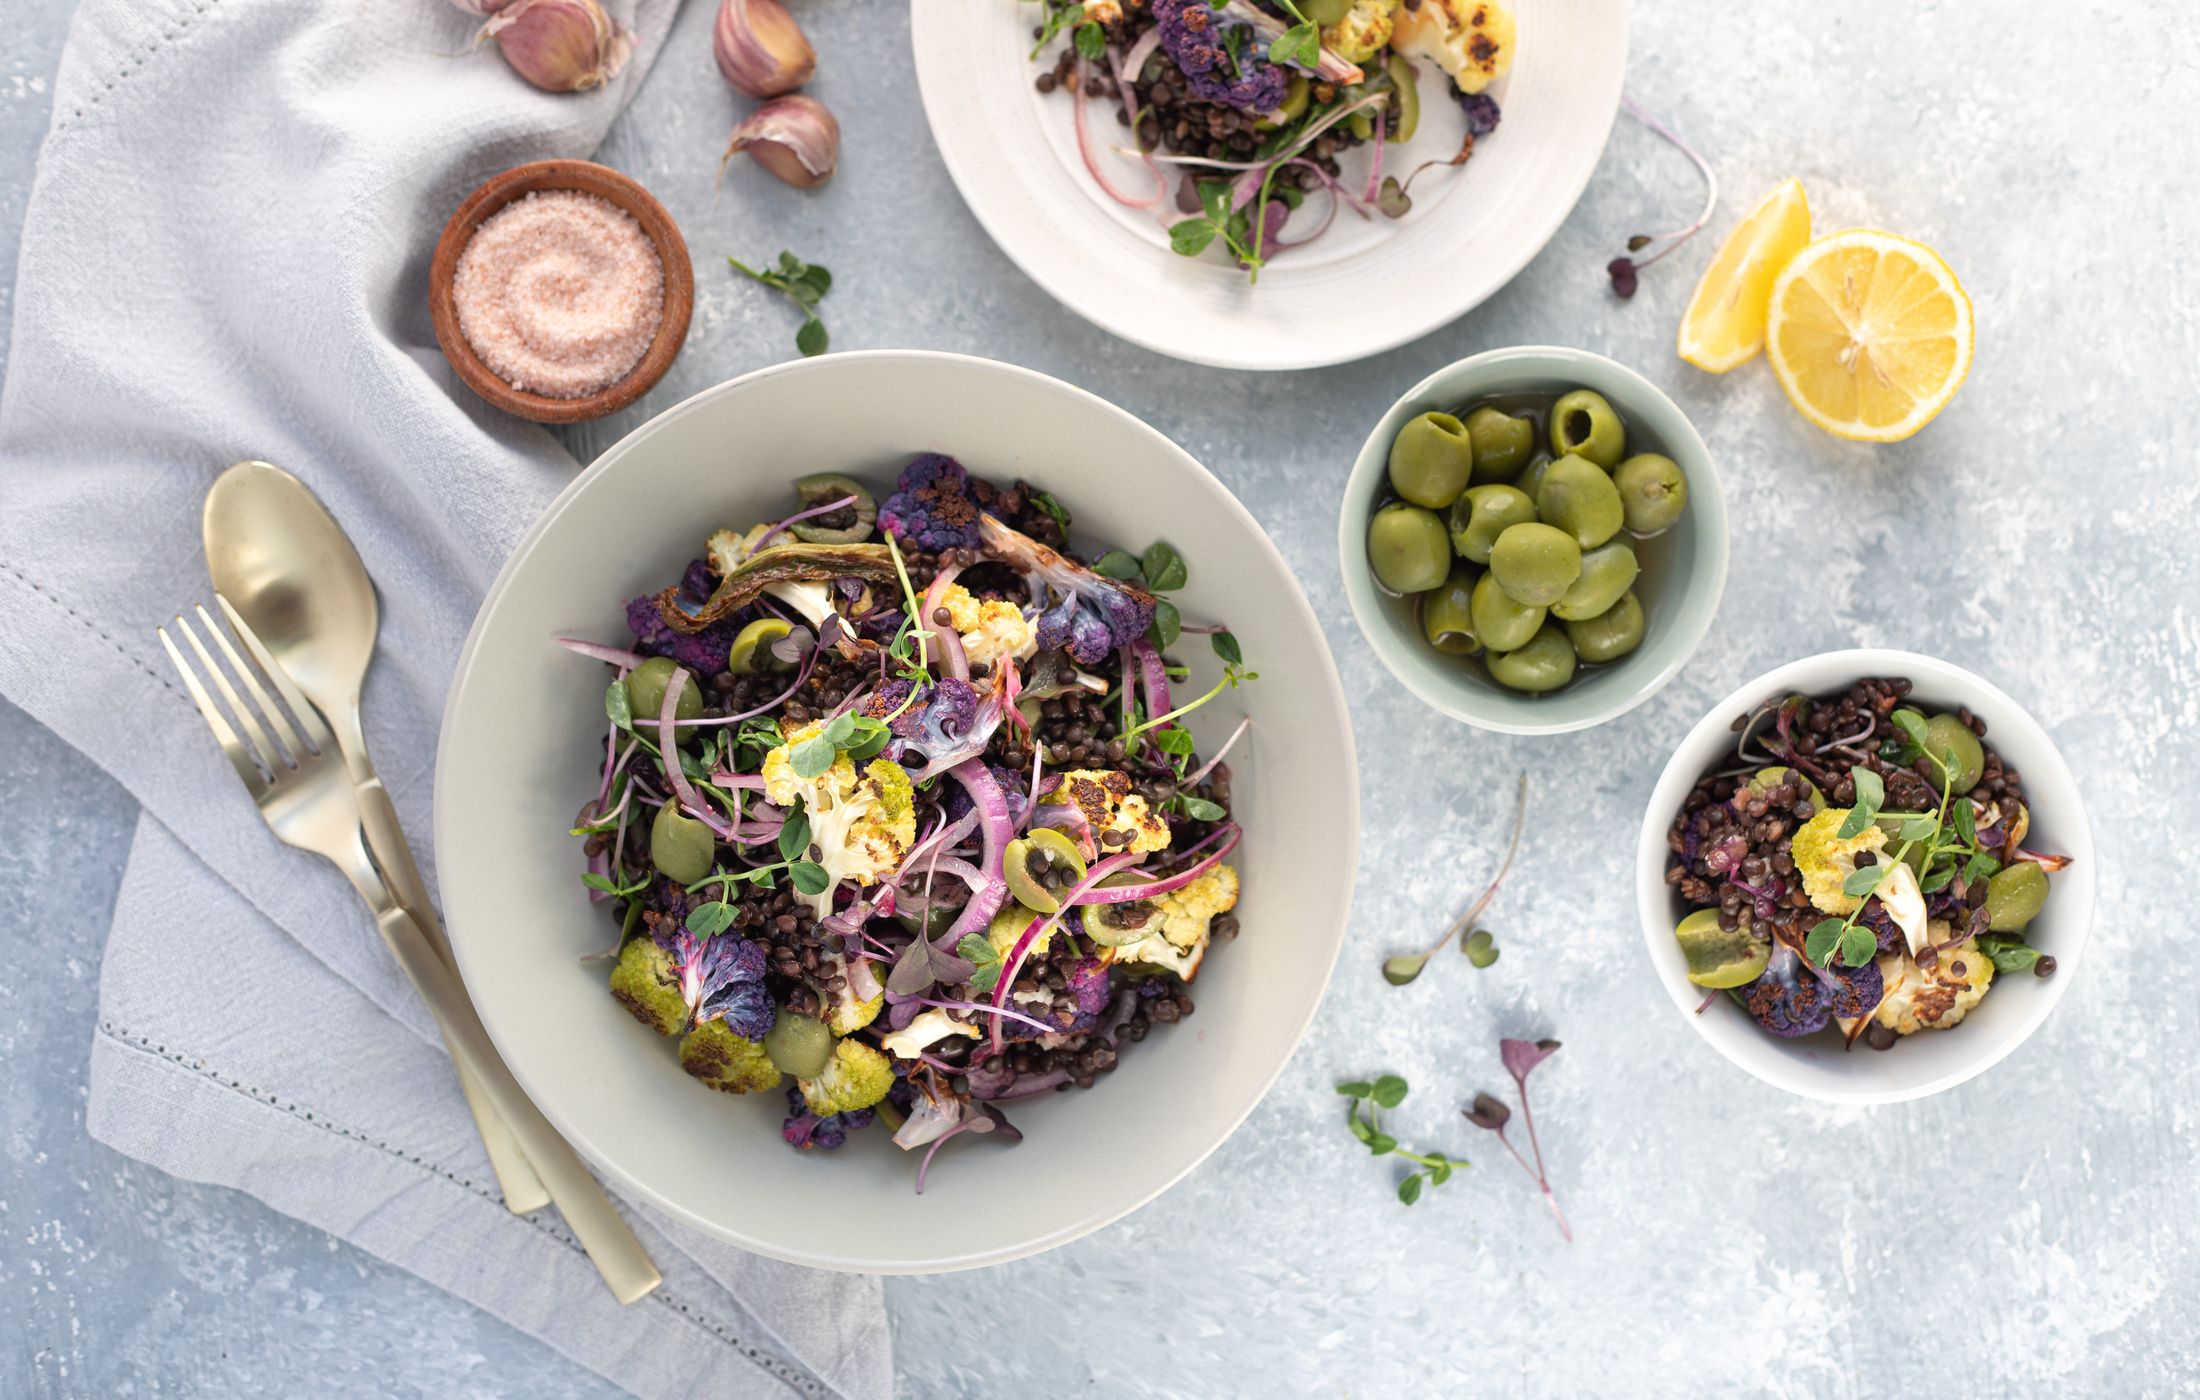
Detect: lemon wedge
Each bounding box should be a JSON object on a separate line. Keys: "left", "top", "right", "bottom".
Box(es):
{"left": 1764, "top": 230, "right": 1975, "bottom": 442}
{"left": 1676, "top": 177, "right": 1812, "bottom": 373}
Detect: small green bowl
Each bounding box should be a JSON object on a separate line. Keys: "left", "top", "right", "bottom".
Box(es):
{"left": 1338, "top": 346, "right": 1728, "bottom": 734}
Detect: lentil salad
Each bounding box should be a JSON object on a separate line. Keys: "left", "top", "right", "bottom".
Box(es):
{"left": 566, "top": 455, "right": 1249, "bottom": 1186}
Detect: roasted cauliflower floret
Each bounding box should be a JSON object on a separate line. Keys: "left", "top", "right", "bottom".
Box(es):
{"left": 798, "top": 1038, "right": 896, "bottom": 1116}
{"left": 878, "top": 1008, "right": 978, "bottom": 1061}
{"left": 1872, "top": 932, "right": 1994, "bottom": 1034}
{"left": 1102, "top": 864, "right": 1238, "bottom": 982}
{"left": 761, "top": 723, "right": 917, "bottom": 915}
{"left": 1792, "top": 808, "right": 1891, "bottom": 915}
{"left": 678, "top": 1019, "right": 783, "bottom": 1094}
{"left": 1046, "top": 769, "right": 1171, "bottom": 855}
{"left": 1322, "top": 0, "right": 1398, "bottom": 65}
{"left": 609, "top": 937, "right": 685, "bottom": 1035}
{"left": 1391, "top": 0, "right": 1515, "bottom": 93}
{"left": 939, "top": 583, "right": 1037, "bottom": 668}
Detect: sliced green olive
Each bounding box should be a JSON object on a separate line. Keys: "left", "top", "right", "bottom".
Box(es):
{"left": 1383, "top": 54, "right": 1420, "bottom": 143}
{"left": 626, "top": 656, "right": 701, "bottom": 746}
{"left": 1081, "top": 874, "right": 1155, "bottom": 947}
{"left": 727, "top": 617, "right": 795, "bottom": 674}
{"left": 1255, "top": 74, "right": 1310, "bottom": 131}
{"left": 1674, "top": 908, "right": 1770, "bottom": 988}
{"left": 1003, "top": 827, "right": 1089, "bottom": 914}
{"left": 787, "top": 473, "right": 877, "bottom": 545}
{"left": 1746, "top": 765, "right": 1827, "bottom": 813}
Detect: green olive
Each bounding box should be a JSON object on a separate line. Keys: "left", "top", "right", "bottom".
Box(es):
{"left": 1746, "top": 765, "right": 1827, "bottom": 813}
{"left": 1674, "top": 908, "right": 1771, "bottom": 988}
{"left": 1611, "top": 453, "right": 1688, "bottom": 535}
{"left": 1511, "top": 453, "right": 1554, "bottom": 501}
{"left": 1536, "top": 455, "right": 1627, "bottom": 550}
{"left": 1301, "top": 0, "right": 1355, "bottom": 22}
{"left": 1985, "top": 861, "right": 2049, "bottom": 932}
{"left": 1463, "top": 408, "right": 1536, "bottom": 482}
{"left": 1387, "top": 411, "right": 1476, "bottom": 509}
{"left": 761, "top": 1012, "right": 833, "bottom": 1078}
{"left": 1561, "top": 592, "right": 1644, "bottom": 663}
{"left": 727, "top": 618, "right": 795, "bottom": 674}
{"left": 650, "top": 802, "right": 715, "bottom": 884}
{"left": 1551, "top": 538, "right": 1639, "bottom": 621}
{"left": 1003, "top": 828, "right": 1088, "bottom": 914}
{"left": 787, "top": 472, "right": 878, "bottom": 544}
{"left": 1923, "top": 713, "right": 1986, "bottom": 793}
{"left": 626, "top": 656, "right": 701, "bottom": 746}
{"left": 1081, "top": 874, "right": 1155, "bottom": 947}
{"left": 1383, "top": 53, "right": 1420, "bottom": 143}
{"left": 1419, "top": 568, "right": 1481, "bottom": 655}
{"left": 1488, "top": 522, "right": 1582, "bottom": 607}
{"left": 1448, "top": 484, "right": 1537, "bottom": 564}
{"left": 1470, "top": 571, "right": 1544, "bottom": 652}
{"left": 1368, "top": 503, "right": 1452, "bottom": 594}
{"left": 1255, "top": 74, "right": 1310, "bottom": 131}
{"left": 1548, "top": 389, "right": 1626, "bottom": 468}
{"left": 1485, "top": 624, "right": 1577, "bottom": 693}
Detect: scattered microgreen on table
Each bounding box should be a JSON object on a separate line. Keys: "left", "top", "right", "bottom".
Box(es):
{"left": 1463, "top": 1038, "right": 1571, "bottom": 1241}
{"left": 1384, "top": 774, "right": 1527, "bottom": 985}
{"left": 728, "top": 251, "right": 832, "bottom": 356}
{"left": 1335, "top": 1075, "right": 1467, "bottom": 1206}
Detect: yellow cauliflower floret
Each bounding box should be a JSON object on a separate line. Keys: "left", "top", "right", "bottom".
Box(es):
{"left": 1791, "top": 808, "right": 1890, "bottom": 915}
{"left": 1872, "top": 932, "right": 1995, "bottom": 1035}
{"left": 798, "top": 1038, "right": 895, "bottom": 1115}
{"left": 762, "top": 726, "right": 916, "bottom": 915}
{"left": 1322, "top": 0, "right": 1398, "bottom": 66}
{"left": 1102, "top": 864, "right": 1238, "bottom": 983}
{"left": 1391, "top": 0, "right": 1516, "bottom": 93}
{"left": 678, "top": 1020, "right": 783, "bottom": 1094}
{"left": 761, "top": 722, "right": 855, "bottom": 807}
{"left": 939, "top": 583, "right": 1036, "bottom": 668}
{"left": 1046, "top": 769, "right": 1171, "bottom": 855}
{"left": 824, "top": 957, "right": 885, "bottom": 1035}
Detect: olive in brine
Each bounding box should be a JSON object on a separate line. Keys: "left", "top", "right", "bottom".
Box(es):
{"left": 1464, "top": 407, "right": 1536, "bottom": 482}
{"left": 1551, "top": 538, "right": 1639, "bottom": 621}
{"left": 1536, "top": 454, "right": 1626, "bottom": 549}
{"left": 1448, "top": 483, "right": 1537, "bottom": 564}
{"left": 1612, "top": 453, "right": 1688, "bottom": 534}
{"left": 1419, "top": 568, "right": 1481, "bottom": 655}
{"left": 1488, "top": 522, "right": 1582, "bottom": 607}
{"left": 1562, "top": 592, "right": 1644, "bottom": 663}
{"left": 1486, "top": 625, "right": 1578, "bottom": 693}
{"left": 1387, "top": 411, "right": 1476, "bottom": 508}
{"left": 1470, "top": 570, "right": 1544, "bottom": 652}
{"left": 1368, "top": 502, "right": 1452, "bottom": 593}
{"left": 1548, "top": 389, "right": 1626, "bottom": 468}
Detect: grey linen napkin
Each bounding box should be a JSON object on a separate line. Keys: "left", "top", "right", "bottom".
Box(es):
{"left": 0, "top": 1, "right": 890, "bottom": 1395}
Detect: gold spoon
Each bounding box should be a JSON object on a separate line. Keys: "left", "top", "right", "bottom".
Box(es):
{"left": 200, "top": 462, "right": 548, "bottom": 1206}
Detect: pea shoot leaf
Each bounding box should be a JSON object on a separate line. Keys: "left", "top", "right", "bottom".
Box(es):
{"left": 1141, "top": 542, "right": 1187, "bottom": 591}
{"left": 1148, "top": 597, "right": 1181, "bottom": 650}
{"left": 789, "top": 860, "right": 831, "bottom": 897}
{"left": 1842, "top": 864, "right": 1888, "bottom": 898}
{"left": 957, "top": 933, "right": 1005, "bottom": 994}
{"left": 1179, "top": 795, "right": 1227, "bottom": 822}
{"left": 1397, "top": 1174, "right": 1423, "bottom": 1205}
{"left": 1838, "top": 767, "right": 1884, "bottom": 838}
{"left": 778, "top": 802, "right": 811, "bottom": 863}
{"left": 1804, "top": 917, "right": 1844, "bottom": 967}
{"left": 1073, "top": 19, "right": 1105, "bottom": 59}
{"left": 1371, "top": 1074, "right": 1409, "bottom": 1108}
{"left": 605, "top": 679, "right": 633, "bottom": 728}
{"left": 1838, "top": 925, "right": 1877, "bottom": 968}
{"left": 685, "top": 901, "right": 737, "bottom": 937}
{"left": 730, "top": 252, "right": 835, "bottom": 359}
{"left": 1335, "top": 1080, "right": 1374, "bottom": 1098}
{"left": 1169, "top": 218, "right": 1221, "bottom": 258}
{"left": 1211, "top": 630, "right": 1243, "bottom": 665}
{"left": 1267, "top": 21, "right": 1319, "bottom": 69}
{"left": 1092, "top": 549, "right": 1143, "bottom": 580}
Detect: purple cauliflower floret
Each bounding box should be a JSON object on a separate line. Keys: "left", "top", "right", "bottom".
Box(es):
{"left": 879, "top": 453, "right": 985, "bottom": 553}
{"left": 1154, "top": 0, "right": 1288, "bottom": 112}
{"left": 1063, "top": 957, "right": 1111, "bottom": 1033}
{"left": 1742, "top": 944, "right": 1831, "bottom": 1039}
{"left": 781, "top": 1085, "right": 875, "bottom": 1151}
{"left": 673, "top": 932, "right": 775, "bottom": 1042}
{"left": 626, "top": 562, "right": 746, "bottom": 675}
{"left": 1459, "top": 91, "right": 1502, "bottom": 136}
{"left": 977, "top": 515, "right": 1157, "bottom": 666}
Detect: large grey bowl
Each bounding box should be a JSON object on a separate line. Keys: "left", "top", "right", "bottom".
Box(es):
{"left": 1338, "top": 346, "right": 1728, "bottom": 734}
{"left": 436, "top": 351, "right": 1359, "bottom": 1272}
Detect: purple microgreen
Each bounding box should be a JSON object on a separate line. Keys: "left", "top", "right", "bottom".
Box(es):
{"left": 1464, "top": 1091, "right": 1510, "bottom": 1131}
{"left": 1603, "top": 96, "right": 1718, "bottom": 299}
{"left": 1383, "top": 774, "right": 1528, "bottom": 984}
{"left": 1467, "top": 1038, "right": 1571, "bottom": 1242}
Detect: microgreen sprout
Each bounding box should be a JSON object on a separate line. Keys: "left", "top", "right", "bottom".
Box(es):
{"left": 1336, "top": 1075, "right": 1467, "bottom": 1205}
{"left": 1604, "top": 95, "right": 1718, "bottom": 299}
{"left": 1462, "top": 1038, "right": 1571, "bottom": 1241}
{"left": 728, "top": 251, "right": 833, "bottom": 356}
{"left": 1383, "top": 774, "right": 1527, "bottom": 985}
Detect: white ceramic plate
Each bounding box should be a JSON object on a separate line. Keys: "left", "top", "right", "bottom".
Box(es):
{"left": 1637, "top": 650, "right": 2095, "bottom": 1105}
{"left": 437, "top": 351, "right": 1359, "bottom": 1272}
{"left": 912, "top": 0, "right": 1628, "bottom": 370}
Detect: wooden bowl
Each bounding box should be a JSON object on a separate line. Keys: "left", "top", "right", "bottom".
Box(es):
{"left": 429, "top": 159, "right": 694, "bottom": 425}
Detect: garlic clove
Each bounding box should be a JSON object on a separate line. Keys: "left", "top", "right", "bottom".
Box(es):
{"left": 445, "top": 0, "right": 519, "bottom": 16}
{"left": 484, "top": 0, "right": 633, "bottom": 94}
{"left": 714, "top": 0, "right": 817, "bottom": 100}
{"left": 722, "top": 94, "right": 840, "bottom": 189}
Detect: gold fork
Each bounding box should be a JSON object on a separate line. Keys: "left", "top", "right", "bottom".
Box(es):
{"left": 158, "top": 599, "right": 662, "bottom": 1305}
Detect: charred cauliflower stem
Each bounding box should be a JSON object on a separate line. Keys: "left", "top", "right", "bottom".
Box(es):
{"left": 1665, "top": 677, "right": 2068, "bottom": 1055}
{"left": 566, "top": 455, "right": 1252, "bottom": 1185}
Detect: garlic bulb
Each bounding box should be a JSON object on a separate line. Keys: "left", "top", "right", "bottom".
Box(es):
{"left": 722, "top": 94, "right": 839, "bottom": 189}
{"left": 483, "top": 0, "right": 633, "bottom": 93}
{"left": 714, "top": 0, "right": 816, "bottom": 99}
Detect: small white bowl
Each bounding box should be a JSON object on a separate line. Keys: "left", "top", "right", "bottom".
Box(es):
{"left": 1637, "top": 649, "right": 2095, "bottom": 1104}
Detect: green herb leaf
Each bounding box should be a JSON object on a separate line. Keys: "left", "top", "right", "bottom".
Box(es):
{"left": 606, "top": 679, "right": 634, "bottom": 729}
{"left": 1072, "top": 19, "right": 1105, "bottom": 59}
{"left": 1842, "top": 864, "right": 1889, "bottom": 898}
{"left": 1952, "top": 798, "right": 1977, "bottom": 845}
{"left": 1148, "top": 597, "right": 1182, "bottom": 650}
{"left": 1335, "top": 1080, "right": 1374, "bottom": 1098}
{"left": 845, "top": 722, "right": 892, "bottom": 762}
{"left": 957, "top": 933, "right": 1005, "bottom": 994}
{"left": 686, "top": 901, "right": 737, "bottom": 937}
{"left": 1964, "top": 851, "right": 2001, "bottom": 883}
{"left": 1268, "top": 21, "right": 1319, "bottom": 69}
{"left": 1901, "top": 816, "right": 1938, "bottom": 843}
{"left": 1197, "top": 178, "right": 1232, "bottom": 223}
{"left": 1977, "top": 934, "right": 2045, "bottom": 974}
{"left": 1891, "top": 708, "right": 1929, "bottom": 751}
{"left": 1179, "top": 795, "right": 1227, "bottom": 822}
{"left": 1092, "top": 549, "right": 1143, "bottom": 580}
{"left": 1211, "top": 630, "right": 1243, "bottom": 665}
{"left": 1837, "top": 767, "right": 1884, "bottom": 838}
{"left": 1838, "top": 925, "right": 1878, "bottom": 968}
{"left": 789, "top": 860, "right": 831, "bottom": 897}
{"left": 778, "top": 803, "right": 811, "bottom": 863}
{"left": 1371, "top": 1074, "right": 1408, "bottom": 1108}
{"left": 1141, "top": 542, "right": 1187, "bottom": 592}
{"left": 1169, "top": 218, "right": 1221, "bottom": 258}
{"left": 1031, "top": 491, "right": 1072, "bottom": 532}
{"left": 1152, "top": 726, "right": 1197, "bottom": 756}
{"left": 1463, "top": 928, "right": 1499, "bottom": 968}
{"left": 1347, "top": 1110, "right": 1375, "bottom": 1143}
{"left": 731, "top": 252, "right": 834, "bottom": 358}
{"left": 1920, "top": 863, "right": 1956, "bottom": 894}
{"left": 1376, "top": 174, "right": 1412, "bottom": 219}
{"left": 1367, "top": 1132, "right": 1398, "bottom": 1156}
{"left": 1381, "top": 951, "right": 1429, "bottom": 986}
{"left": 1804, "top": 918, "right": 1845, "bottom": 967}
{"left": 796, "top": 316, "right": 828, "bottom": 357}
{"left": 790, "top": 734, "right": 837, "bottom": 779}
{"left": 1397, "top": 1174, "right": 1423, "bottom": 1206}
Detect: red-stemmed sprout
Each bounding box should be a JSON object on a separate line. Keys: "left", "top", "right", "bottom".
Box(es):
{"left": 1464, "top": 1038, "right": 1572, "bottom": 1242}
{"left": 1605, "top": 95, "right": 1718, "bottom": 299}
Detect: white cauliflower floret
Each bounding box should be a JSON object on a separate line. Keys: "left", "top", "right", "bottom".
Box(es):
{"left": 1100, "top": 864, "right": 1238, "bottom": 983}
{"left": 1322, "top": 0, "right": 1398, "bottom": 65}
{"left": 1791, "top": 808, "right": 1891, "bottom": 915}
{"left": 1872, "top": 930, "right": 1994, "bottom": 1035}
{"left": 1046, "top": 769, "right": 1171, "bottom": 855}
{"left": 759, "top": 724, "right": 916, "bottom": 916}
{"left": 1082, "top": 0, "right": 1122, "bottom": 22}
{"left": 1391, "top": 0, "right": 1516, "bottom": 93}
{"left": 878, "top": 1008, "right": 976, "bottom": 1061}
{"left": 939, "top": 583, "right": 1037, "bottom": 668}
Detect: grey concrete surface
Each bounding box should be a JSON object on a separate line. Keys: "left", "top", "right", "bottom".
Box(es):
{"left": 6, "top": 0, "right": 2199, "bottom": 1396}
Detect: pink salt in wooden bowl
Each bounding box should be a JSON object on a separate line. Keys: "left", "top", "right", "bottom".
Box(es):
{"left": 430, "top": 159, "right": 694, "bottom": 425}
